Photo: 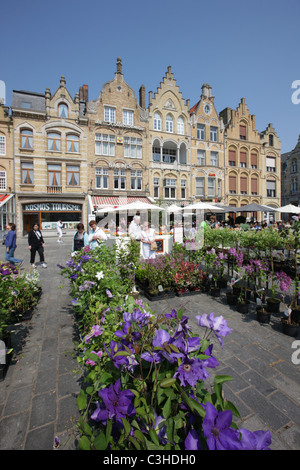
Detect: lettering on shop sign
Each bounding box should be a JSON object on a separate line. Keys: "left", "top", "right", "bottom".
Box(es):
{"left": 24, "top": 203, "right": 81, "bottom": 211}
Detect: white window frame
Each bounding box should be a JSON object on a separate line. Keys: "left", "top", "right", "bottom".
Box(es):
{"left": 197, "top": 149, "right": 205, "bottom": 166}
{"left": 0, "top": 171, "right": 6, "bottom": 190}
{"left": 123, "top": 109, "right": 134, "bottom": 126}
{"left": 95, "top": 133, "right": 115, "bottom": 156}
{"left": 154, "top": 113, "right": 161, "bottom": 130}
{"left": 114, "top": 169, "right": 126, "bottom": 190}
{"left": 197, "top": 124, "right": 205, "bottom": 140}
{"left": 166, "top": 114, "right": 173, "bottom": 133}
{"left": 0, "top": 135, "right": 6, "bottom": 155}
{"left": 210, "top": 151, "right": 218, "bottom": 166}
{"left": 210, "top": 126, "right": 218, "bottom": 142}
{"left": 131, "top": 170, "right": 142, "bottom": 190}
{"left": 208, "top": 177, "right": 215, "bottom": 197}
{"left": 153, "top": 177, "right": 159, "bottom": 198}
{"left": 104, "top": 106, "right": 116, "bottom": 123}
{"left": 164, "top": 178, "right": 176, "bottom": 199}
{"left": 96, "top": 167, "right": 109, "bottom": 189}
{"left": 195, "top": 177, "right": 204, "bottom": 197}
{"left": 177, "top": 117, "right": 184, "bottom": 135}
{"left": 124, "top": 137, "right": 142, "bottom": 159}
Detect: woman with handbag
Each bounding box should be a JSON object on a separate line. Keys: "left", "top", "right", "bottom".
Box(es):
{"left": 141, "top": 221, "right": 156, "bottom": 259}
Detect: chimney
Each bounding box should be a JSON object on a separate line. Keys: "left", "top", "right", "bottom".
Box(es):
{"left": 116, "top": 57, "right": 123, "bottom": 74}
{"left": 79, "top": 84, "right": 89, "bottom": 102}
{"left": 139, "top": 84, "right": 145, "bottom": 109}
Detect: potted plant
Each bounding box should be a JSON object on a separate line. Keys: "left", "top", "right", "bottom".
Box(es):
{"left": 281, "top": 304, "right": 299, "bottom": 337}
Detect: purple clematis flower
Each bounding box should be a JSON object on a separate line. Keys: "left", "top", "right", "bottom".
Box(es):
{"left": 184, "top": 430, "right": 202, "bottom": 450}
{"left": 174, "top": 356, "right": 210, "bottom": 387}
{"left": 84, "top": 324, "right": 104, "bottom": 343}
{"left": 106, "top": 289, "right": 113, "bottom": 298}
{"left": 202, "top": 402, "right": 242, "bottom": 450}
{"left": 196, "top": 313, "right": 232, "bottom": 347}
{"left": 91, "top": 379, "right": 136, "bottom": 423}
{"left": 239, "top": 428, "right": 272, "bottom": 450}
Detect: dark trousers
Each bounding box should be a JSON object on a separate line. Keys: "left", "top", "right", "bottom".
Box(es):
{"left": 30, "top": 245, "right": 44, "bottom": 264}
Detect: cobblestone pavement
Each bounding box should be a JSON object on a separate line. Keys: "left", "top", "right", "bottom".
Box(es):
{"left": 0, "top": 233, "right": 299, "bottom": 450}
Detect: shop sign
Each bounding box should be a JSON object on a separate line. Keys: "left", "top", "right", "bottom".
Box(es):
{"left": 24, "top": 203, "right": 81, "bottom": 212}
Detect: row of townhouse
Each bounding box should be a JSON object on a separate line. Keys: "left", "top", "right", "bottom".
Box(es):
{"left": 0, "top": 57, "right": 281, "bottom": 235}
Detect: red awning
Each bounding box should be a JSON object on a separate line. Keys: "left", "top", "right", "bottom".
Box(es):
{"left": 0, "top": 194, "right": 14, "bottom": 208}
{"left": 92, "top": 195, "right": 153, "bottom": 208}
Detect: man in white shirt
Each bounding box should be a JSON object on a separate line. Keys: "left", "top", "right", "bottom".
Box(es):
{"left": 129, "top": 215, "right": 142, "bottom": 241}
{"left": 57, "top": 220, "right": 63, "bottom": 243}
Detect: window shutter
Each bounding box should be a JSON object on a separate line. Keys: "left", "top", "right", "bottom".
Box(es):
{"left": 229, "top": 149, "right": 236, "bottom": 163}
{"left": 251, "top": 153, "right": 258, "bottom": 166}
{"left": 240, "top": 125, "right": 246, "bottom": 137}
{"left": 240, "top": 151, "right": 247, "bottom": 164}
{"left": 251, "top": 178, "right": 258, "bottom": 193}
{"left": 229, "top": 175, "right": 236, "bottom": 191}
{"left": 240, "top": 176, "right": 247, "bottom": 192}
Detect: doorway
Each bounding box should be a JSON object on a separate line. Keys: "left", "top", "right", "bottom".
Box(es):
{"left": 23, "top": 213, "right": 39, "bottom": 235}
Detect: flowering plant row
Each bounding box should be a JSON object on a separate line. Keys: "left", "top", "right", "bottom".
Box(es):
{"left": 59, "top": 244, "right": 272, "bottom": 450}
{"left": 0, "top": 263, "right": 41, "bottom": 340}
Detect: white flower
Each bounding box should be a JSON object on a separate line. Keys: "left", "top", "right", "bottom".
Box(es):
{"left": 96, "top": 271, "right": 104, "bottom": 280}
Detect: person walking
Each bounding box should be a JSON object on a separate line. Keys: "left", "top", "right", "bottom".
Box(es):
{"left": 28, "top": 223, "right": 47, "bottom": 268}
{"left": 4, "top": 222, "right": 23, "bottom": 268}
{"left": 57, "top": 219, "right": 63, "bottom": 243}
{"left": 141, "top": 221, "right": 156, "bottom": 260}
{"left": 72, "top": 223, "right": 89, "bottom": 252}
{"left": 88, "top": 220, "right": 107, "bottom": 249}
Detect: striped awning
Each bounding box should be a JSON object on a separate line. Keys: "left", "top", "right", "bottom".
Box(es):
{"left": 92, "top": 195, "right": 153, "bottom": 209}
{"left": 0, "top": 194, "right": 14, "bottom": 208}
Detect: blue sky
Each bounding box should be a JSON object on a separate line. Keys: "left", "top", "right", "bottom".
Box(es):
{"left": 1, "top": 0, "right": 299, "bottom": 153}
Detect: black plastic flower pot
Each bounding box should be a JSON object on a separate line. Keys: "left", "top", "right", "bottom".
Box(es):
{"left": 210, "top": 287, "right": 220, "bottom": 297}
{"left": 256, "top": 309, "right": 271, "bottom": 324}
{"left": 266, "top": 298, "right": 280, "bottom": 313}
{"left": 236, "top": 301, "right": 249, "bottom": 314}
{"left": 226, "top": 293, "right": 237, "bottom": 305}
{"left": 281, "top": 318, "right": 299, "bottom": 337}
{"left": 291, "top": 307, "right": 300, "bottom": 324}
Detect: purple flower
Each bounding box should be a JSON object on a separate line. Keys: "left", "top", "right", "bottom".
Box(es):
{"left": 202, "top": 402, "right": 242, "bottom": 450}
{"left": 239, "top": 428, "right": 272, "bottom": 450}
{"left": 184, "top": 430, "right": 202, "bottom": 450}
{"left": 85, "top": 350, "right": 103, "bottom": 366}
{"left": 174, "top": 356, "right": 210, "bottom": 387}
{"left": 84, "top": 324, "right": 104, "bottom": 343}
{"left": 91, "top": 379, "right": 136, "bottom": 423}
{"left": 106, "top": 289, "right": 113, "bottom": 298}
{"left": 196, "top": 313, "right": 232, "bottom": 347}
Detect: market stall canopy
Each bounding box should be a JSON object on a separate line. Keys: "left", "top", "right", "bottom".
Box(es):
{"left": 166, "top": 204, "right": 183, "bottom": 213}
{"left": 117, "top": 200, "right": 165, "bottom": 211}
{"left": 277, "top": 204, "right": 300, "bottom": 214}
{"left": 210, "top": 204, "right": 239, "bottom": 212}
{"left": 234, "top": 203, "right": 278, "bottom": 212}
{"left": 96, "top": 206, "right": 118, "bottom": 214}
{"left": 180, "top": 202, "right": 225, "bottom": 212}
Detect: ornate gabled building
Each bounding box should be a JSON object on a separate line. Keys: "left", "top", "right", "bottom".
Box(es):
{"left": 147, "top": 66, "right": 191, "bottom": 204}
{"left": 11, "top": 77, "right": 88, "bottom": 235}
{"left": 190, "top": 83, "right": 225, "bottom": 203}
{"left": 0, "top": 101, "right": 14, "bottom": 233}
{"left": 84, "top": 57, "right": 151, "bottom": 216}
{"left": 220, "top": 98, "right": 281, "bottom": 220}
{"left": 281, "top": 135, "right": 300, "bottom": 209}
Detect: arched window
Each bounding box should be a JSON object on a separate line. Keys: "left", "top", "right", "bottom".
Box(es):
{"left": 166, "top": 114, "right": 173, "bottom": 133}
{"left": 66, "top": 134, "right": 79, "bottom": 153}
{"left": 154, "top": 113, "right": 161, "bottom": 131}
{"left": 58, "top": 103, "right": 68, "bottom": 118}
{"left": 47, "top": 132, "right": 61, "bottom": 151}
{"left": 21, "top": 129, "right": 33, "bottom": 149}
{"left": 177, "top": 116, "right": 184, "bottom": 135}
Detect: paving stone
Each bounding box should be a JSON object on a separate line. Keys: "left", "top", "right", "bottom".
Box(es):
{"left": 0, "top": 411, "right": 29, "bottom": 449}
{"left": 3, "top": 385, "right": 32, "bottom": 416}
{"left": 238, "top": 387, "right": 291, "bottom": 431}
{"left": 29, "top": 391, "right": 57, "bottom": 430}
{"left": 240, "top": 369, "right": 277, "bottom": 395}
{"left": 25, "top": 423, "right": 55, "bottom": 450}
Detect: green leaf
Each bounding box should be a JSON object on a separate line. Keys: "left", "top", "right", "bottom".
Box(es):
{"left": 121, "top": 418, "right": 131, "bottom": 436}
{"left": 214, "top": 374, "right": 234, "bottom": 385}
{"left": 224, "top": 400, "right": 241, "bottom": 419}
{"left": 160, "top": 378, "right": 176, "bottom": 388}
{"left": 93, "top": 433, "right": 107, "bottom": 450}
{"left": 78, "top": 435, "right": 91, "bottom": 450}
{"left": 77, "top": 390, "right": 87, "bottom": 411}
{"left": 162, "top": 397, "right": 171, "bottom": 419}
{"left": 149, "top": 428, "right": 160, "bottom": 446}
{"left": 134, "top": 429, "right": 146, "bottom": 444}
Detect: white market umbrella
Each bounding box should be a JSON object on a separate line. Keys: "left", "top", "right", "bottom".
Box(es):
{"left": 277, "top": 204, "right": 300, "bottom": 214}
{"left": 166, "top": 204, "right": 182, "bottom": 213}
{"left": 180, "top": 202, "right": 225, "bottom": 212}
{"left": 119, "top": 200, "right": 164, "bottom": 211}
{"left": 96, "top": 206, "right": 118, "bottom": 214}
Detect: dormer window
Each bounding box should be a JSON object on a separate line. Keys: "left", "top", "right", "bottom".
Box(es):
{"left": 58, "top": 103, "right": 68, "bottom": 118}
